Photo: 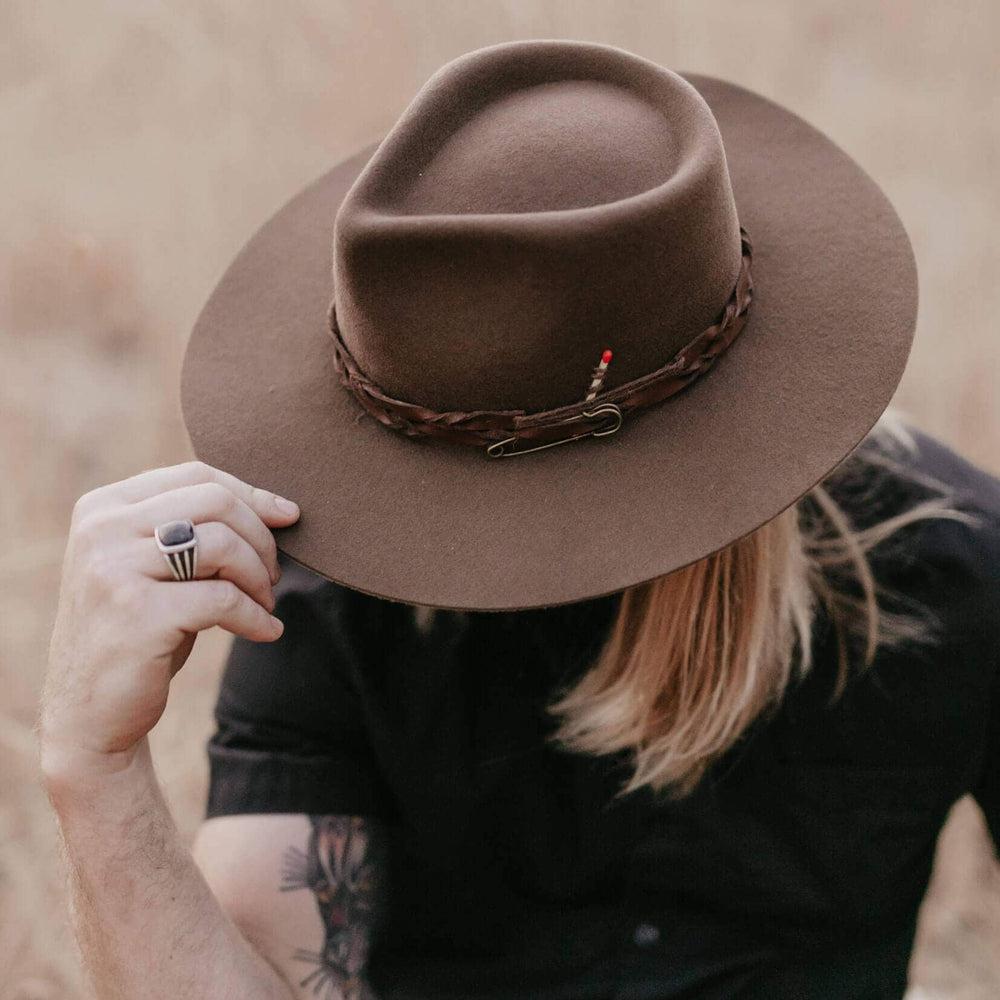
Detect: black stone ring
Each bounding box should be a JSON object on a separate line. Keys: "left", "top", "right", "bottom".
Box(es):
{"left": 154, "top": 519, "right": 199, "bottom": 581}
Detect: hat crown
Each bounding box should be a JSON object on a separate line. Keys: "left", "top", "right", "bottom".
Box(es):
{"left": 333, "top": 40, "right": 742, "bottom": 413}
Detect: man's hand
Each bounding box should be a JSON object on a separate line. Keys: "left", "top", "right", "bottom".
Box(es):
{"left": 38, "top": 461, "right": 314, "bottom": 1000}
{"left": 39, "top": 460, "right": 299, "bottom": 785}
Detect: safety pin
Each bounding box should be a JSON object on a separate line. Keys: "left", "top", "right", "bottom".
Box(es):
{"left": 485, "top": 403, "right": 623, "bottom": 458}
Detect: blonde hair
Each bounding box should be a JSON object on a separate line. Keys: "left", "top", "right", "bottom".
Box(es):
{"left": 545, "top": 412, "right": 980, "bottom": 798}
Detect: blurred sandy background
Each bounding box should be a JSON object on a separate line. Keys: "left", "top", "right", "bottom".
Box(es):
{"left": 1, "top": 1, "right": 998, "bottom": 997}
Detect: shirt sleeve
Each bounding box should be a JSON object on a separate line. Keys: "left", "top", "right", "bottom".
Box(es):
{"left": 904, "top": 428, "right": 1000, "bottom": 850}
{"left": 205, "top": 556, "right": 394, "bottom": 821}
{"left": 974, "top": 655, "right": 1000, "bottom": 851}
{"left": 960, "top": 496, "right": 1000, "bottom": 852}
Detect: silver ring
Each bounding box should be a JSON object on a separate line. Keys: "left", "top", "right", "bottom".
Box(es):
{"left": 154, "top": 519, "right": 199, "bottom": 581}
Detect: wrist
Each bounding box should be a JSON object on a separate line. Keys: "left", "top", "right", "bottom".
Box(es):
{"left": 40, "top": 737, "right": 152, "bottom": 811}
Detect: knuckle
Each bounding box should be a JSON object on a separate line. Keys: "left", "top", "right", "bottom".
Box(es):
{"left": 262, "top": 528, "right": 277, "bottom": 557}
{"left": 72, "top": 508, "right": 114, "bottom": 547}
{"left": 104, "top": 570, "right": 144, "bottom": 611}
{"left": 256, "top": 555, "right": 274, "bottom": 586}
{"left": 202, "top": 480, "right": 235, "bottom": 512}
{"left": 213, "top": 581, "right": 243, "bottom": 616}
{"left": 71, "top": 487, "right": 105, "bottom": 523}
{"left": 83, "top": 553, "right": 122, "bottom": 595}
{"left": 71, "top": 492, "right": 91, "bottom": 521}
{"left": 218, "top": 526, "right": 241, "bottom": 562}
{"left": 183, "top": 459, "right": 212, "bottom": 480}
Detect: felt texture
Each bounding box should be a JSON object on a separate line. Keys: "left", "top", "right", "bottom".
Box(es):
{"left": 333, "top": 43, "right": 740, "bottom": 412}
{"left": 181, "top": 39, "right": 918, "bottom": 611}
{"left": 327, "top": 229, "right": 753, "bottom": 449}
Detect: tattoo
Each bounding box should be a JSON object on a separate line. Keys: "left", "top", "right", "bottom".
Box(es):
{"left": 281, "top": 816, "right": 385, "bottom": 1000}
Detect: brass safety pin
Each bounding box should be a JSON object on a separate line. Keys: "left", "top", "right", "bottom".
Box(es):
{"left": 485, "top": 403, "right": 623, "bottom": 459}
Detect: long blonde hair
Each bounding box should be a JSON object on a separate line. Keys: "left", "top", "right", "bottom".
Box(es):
{"left": 545, "top": 412, "right": 979, "bottom": 798}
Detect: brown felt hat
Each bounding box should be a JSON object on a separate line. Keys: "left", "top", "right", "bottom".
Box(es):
{"left": 181, "top": 39, "right": 917, "bottom": 611}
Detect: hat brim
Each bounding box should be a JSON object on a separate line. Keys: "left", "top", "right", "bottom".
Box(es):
{"left": 181, "top": 73, "right": 916, "bottom": 611}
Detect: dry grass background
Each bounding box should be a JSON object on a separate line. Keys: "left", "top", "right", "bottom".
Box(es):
{"left": 1, "top": 1, "right": 998, "bottom": 997}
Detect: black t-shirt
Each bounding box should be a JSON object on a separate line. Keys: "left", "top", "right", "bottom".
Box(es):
{"left": 205, "top": 427, "right": 1000, "bottom": 1000}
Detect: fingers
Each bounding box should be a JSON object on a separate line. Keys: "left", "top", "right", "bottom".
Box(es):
{"left": 98, "top": 461, "right": 299, "bottom": 528}
{"left": 137, "top": 522, "right": 275, "bottom": 611}
{"left": 128, "top": 482, "right": 283, "bottom": 583}
{"left": 156, "top": 579, "right": 284, "bottom": 643}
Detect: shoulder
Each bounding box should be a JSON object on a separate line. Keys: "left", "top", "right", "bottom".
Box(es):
{"left": 902, "top": 426, "right": 1000, "bottom": 595}
{"left": 778, "top": 422, "right": 1000, "bottom": 778}
{"left": 902, "top": 424, "right": 1000, "bottom": 520}
{"left": 812, "top": 418, "right": 1000, "bottom": 685}
{"left": 827, "top": 418, "right": 1000, "bottom": 589}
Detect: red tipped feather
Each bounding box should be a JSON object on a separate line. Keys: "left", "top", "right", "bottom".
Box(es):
{"left": 585, "top": 348, "right": 614, "bottom": 402}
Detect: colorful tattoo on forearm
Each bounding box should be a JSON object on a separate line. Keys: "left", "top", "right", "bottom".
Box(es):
{"left": 281, "top": 816, "right": 385, "bottom": 1000}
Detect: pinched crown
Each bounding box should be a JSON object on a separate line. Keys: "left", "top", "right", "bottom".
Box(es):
{"left": 332, "top": 40, "right": 743, "bottom": 415}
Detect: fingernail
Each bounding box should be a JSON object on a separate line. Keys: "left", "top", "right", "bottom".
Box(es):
{"left": 274, "top": 495, "right": 299, "bottom": 516}
{"left": 270, "top": 615, "right": 284, "bottom": 636}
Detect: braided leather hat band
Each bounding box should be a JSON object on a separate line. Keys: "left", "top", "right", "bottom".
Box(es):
{"left": 330, "top": 228, "right": 754, "bottom": 458}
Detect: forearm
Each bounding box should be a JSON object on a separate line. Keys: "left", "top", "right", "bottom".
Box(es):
{"left": 44, "top": 740, "right": 293, "bottom": 1000}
